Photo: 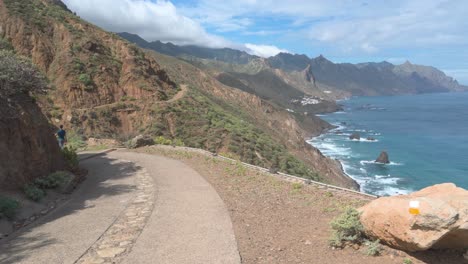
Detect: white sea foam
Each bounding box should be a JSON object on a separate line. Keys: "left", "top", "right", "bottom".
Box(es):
{"left": 373, "top": 186, "right": 412, "bottom": 197}
{"left": 330, "top": 123, "right": 346, "bottom": 131}
{"left": 374, "top": 175, "right": 400, "bottom": 185}
{"left": 360, "top": 160, "right": 403, "bottom": 166}
{"left": 311, "top": 142, "right": 352, "bottom": 157}
{"left": 347, "top": 138, "right": 379, "bottom": 142}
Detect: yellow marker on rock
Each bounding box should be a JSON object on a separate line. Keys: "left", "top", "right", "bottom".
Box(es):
{"left": 409, "top": 200, "right": 420, "bottom": 215}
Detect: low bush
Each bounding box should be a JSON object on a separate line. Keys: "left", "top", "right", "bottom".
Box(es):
{"left": 329, "top": 207, "right": 365, "bottom": 248}
{"left": 172, "top": 138, "right": 185, "bottom": 147}
{"left": 154, "top": 136, "right": 173, "bottom": 145}
{"left": 34, "top": 171, "right": 68, "bottom": 189}
{"left": 24, "top": 184, "right": 46, "bottom": 202}
{"left": 403, "top": 258, "right": 413, "bottom": 264}
{"left": 365, "top": 239, "right": 382, "bottom": 256}
{"left": 0, "top": 196, "right": 20, "bottom": 219}
{"left": 66, "top": 131, "right": 86, "bottom": 150}
{"left": 62, "top": 146, "right": 78, "bottom": 168}
{"left": 78, "top": 73, "right": 93, "bottom": 86}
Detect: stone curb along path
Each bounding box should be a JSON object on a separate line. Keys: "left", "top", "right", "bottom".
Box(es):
{"left": 76, "top": 164, "right": 155, "bottom": 264}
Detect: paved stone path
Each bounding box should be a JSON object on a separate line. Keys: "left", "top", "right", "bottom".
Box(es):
{"left": 0, "top": 150, "right": 240, "bottom": 264}
{"left": 76, "top": 166, "right": 155, "bottom": 264}
{"left": 112, "top": 151, "right": 241, "bottom": 264}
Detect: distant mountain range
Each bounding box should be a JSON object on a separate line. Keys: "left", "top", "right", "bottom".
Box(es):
{"left": 117, "top": 32, "right": 254, "bottom": 65}
{"left": 119, "top": 32, "right": 467, "bottom": 96}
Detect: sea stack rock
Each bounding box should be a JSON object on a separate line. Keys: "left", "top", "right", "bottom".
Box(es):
{"left": 367, "top": 137, "right": 376, "bottom": 141}
{"left": 376, "top": 151, "right": 390, "bottom": 164}
{"left": 349, "top": 133, "right": 360, "bottom": 140}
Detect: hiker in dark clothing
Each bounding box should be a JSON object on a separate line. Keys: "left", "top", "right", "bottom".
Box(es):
{"left": 56, "top": 125, "right": 67, "bottom": 149}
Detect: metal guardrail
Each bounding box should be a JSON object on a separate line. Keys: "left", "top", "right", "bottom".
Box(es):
{"left": 165, "top": 146, "right": 378, "bottom": 199}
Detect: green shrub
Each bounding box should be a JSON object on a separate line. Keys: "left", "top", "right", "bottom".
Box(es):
{"left": 329, "top": 207, "right": 365, "bottom": 247}
{"left": 0, "top": 50, "right": 48, "bottom": 97}
{"left": 365, "top": 239, "right": 381, "bottom": 256}
{"left": 62, "top": 146, "right": 78, "bottom": 168}
{"left": 34, "top": 171, "right": 68, "bottom": 189}
{"left": 24, "top": 184, "right": 46, "bottom": 202}
{"left": 78, "top": 73, "right": 93, "bottom": 86}
{"left": 173, "top": 138, "right": 185, "bottom": 147}
{"left": 403, "top": 258, "right": 413, "bottom": 264}
{"left": 154, "top": 136, "right": 172, "bottom": 145}
{"left": 66, "top": 131, "right": 86, "bottom": 150}
{"left": 0, "top": 37, "right": 13, "bottom": 51}
{"left": 49, "top": 107, "right": 63, "bottom": 119}
{"left": 0, "top": 196, "right": 20, "bottom": 219}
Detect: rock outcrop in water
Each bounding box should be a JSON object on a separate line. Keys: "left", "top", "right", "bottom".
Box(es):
{"left": 359, "top": 183, "right": 468, "bottom": 251}
{"left": 375, "top": 151, "right": 390, "bottom": 164}
{"left": 349, "top": 133, "right": 360, "bottom": 140}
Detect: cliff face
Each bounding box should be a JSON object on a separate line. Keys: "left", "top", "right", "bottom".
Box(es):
{"left": 0, "top": 94, "right": 65, "bottom": 189}
{"left": 0, "top": 0, "right": 176, "bottom": 137}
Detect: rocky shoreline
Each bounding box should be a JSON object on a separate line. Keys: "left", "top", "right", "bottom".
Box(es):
{"left": 309, "top": 102, "right": 362, "bottom": 192}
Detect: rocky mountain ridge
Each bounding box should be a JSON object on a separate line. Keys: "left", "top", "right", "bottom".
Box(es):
{"left": 119, "top": 32, "right": 468, "bottom": 96}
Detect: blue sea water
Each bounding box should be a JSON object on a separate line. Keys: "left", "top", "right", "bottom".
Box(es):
{"left": 309, "top": 92, "right": 468, "bottom": 196}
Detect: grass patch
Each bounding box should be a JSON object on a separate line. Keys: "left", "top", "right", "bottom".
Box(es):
{"left": 403, "top": 258, "right": 413, "bottom": 264}
{"left": 0, "top": 196, "right": 20, "bottom": 219}
{"left": 292, "top": 183, "right": 303, "bottom": 190}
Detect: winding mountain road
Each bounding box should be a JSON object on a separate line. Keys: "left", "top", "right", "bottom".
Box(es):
{"left": 0, "top": 150, "right": 240, "bottom": 264}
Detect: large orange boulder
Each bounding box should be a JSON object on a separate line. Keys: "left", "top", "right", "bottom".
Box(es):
{"left": 359, "top": 183, "right": 468, "bottom": 252}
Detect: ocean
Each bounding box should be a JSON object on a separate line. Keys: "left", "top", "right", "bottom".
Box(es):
{"left": 308, "top": 92, "right": 468, "bottom": 196}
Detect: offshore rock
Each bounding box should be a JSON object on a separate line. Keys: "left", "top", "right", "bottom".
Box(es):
{"left": 349, "top": 133, "right": 360, "bottom": 140}
{"left": 375, "top": 151, "right": 390, "bottom": 164}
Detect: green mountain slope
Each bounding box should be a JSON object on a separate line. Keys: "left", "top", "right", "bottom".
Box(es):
{"left": 0, "top": 0, "right": 358, "bottom": 189}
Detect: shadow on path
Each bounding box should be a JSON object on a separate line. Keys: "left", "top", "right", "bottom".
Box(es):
{"left": 0, "top": 154, "right": 141, "bottom": 264}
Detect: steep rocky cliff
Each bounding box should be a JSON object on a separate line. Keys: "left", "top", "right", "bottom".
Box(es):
{"left": 0, "top": 50, "right": 65, "bottom": 189}
{"left": 0, "top": 0, "right": 177, "bottom": 137}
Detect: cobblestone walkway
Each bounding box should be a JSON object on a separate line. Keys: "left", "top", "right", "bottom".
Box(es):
{"left": 76, "top": 166, "right": 155, "bottom": 264}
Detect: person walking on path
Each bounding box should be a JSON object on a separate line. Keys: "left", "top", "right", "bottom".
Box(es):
{"left": 56, "top": 125, "right": 67, "bottom": 149}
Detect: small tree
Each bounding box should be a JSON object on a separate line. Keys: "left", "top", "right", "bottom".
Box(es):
{"left": 0, "top": 50, "right": 48, "bottom": 97}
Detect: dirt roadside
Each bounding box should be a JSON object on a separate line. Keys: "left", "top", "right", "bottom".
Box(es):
{"left": 136, "top": 146, "right": 466, "bottom": 264}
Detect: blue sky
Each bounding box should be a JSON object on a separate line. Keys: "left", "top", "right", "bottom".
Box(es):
{"left": 64, "top": 0, "right": 468, "bottom": 84}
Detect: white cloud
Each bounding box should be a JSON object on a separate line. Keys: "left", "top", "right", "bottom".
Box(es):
{"left": 245, "top": 43, "right": 289, "bottom": 58}
{"left": 305, "top": 0, "right": 468, "bottom": 53}
{"left": 180, "top": 0, "right": 468, "bottom": 54}
{"left": 63, "top": 0, "right": 230, "bottom": 48}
